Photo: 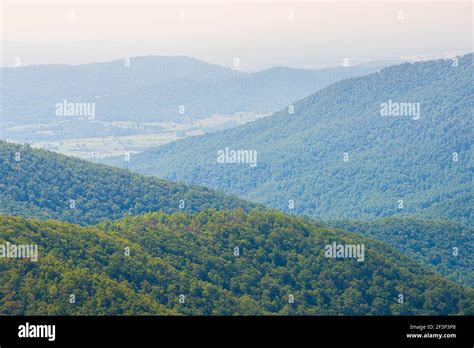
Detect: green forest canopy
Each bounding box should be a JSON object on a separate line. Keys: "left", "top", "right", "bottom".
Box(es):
{"left": 0, "top": 210, "right": 472, "bottom": 315}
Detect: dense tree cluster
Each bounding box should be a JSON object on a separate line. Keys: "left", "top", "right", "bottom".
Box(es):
{"left": 1, "top": 210, "right": 472, "bottom": 315}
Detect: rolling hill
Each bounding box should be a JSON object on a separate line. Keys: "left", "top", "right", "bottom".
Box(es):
{"left": 0, "top": 141, "right": 259, "bottom": 225}
{"left": 1, "top": 210, "right": 472, "bottom": 315}
{"left": 107, "top": 54, "right": 473, "bottom": 226}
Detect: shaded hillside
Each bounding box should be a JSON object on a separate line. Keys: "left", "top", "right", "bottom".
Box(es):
{"left": 330, "top": 218, "right": 474, "bottom": 287}
{"left": 109, "top": 54, "right": 473, "bottom": 226}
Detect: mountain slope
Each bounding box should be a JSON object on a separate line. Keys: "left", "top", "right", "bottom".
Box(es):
{"left": 1, "top": 210, "right": 472, "bottom": 315}
{"left": 0, "top": 214, "right": 255, "bottom": 315}
{"left": 110, "top": 54, "right": 473, "bottom": 226}
{"left": 330, "top": 218, "right": 474, "bottom": 287}
{"left": 0, "top": 141, "right": 259, "bottom": 225}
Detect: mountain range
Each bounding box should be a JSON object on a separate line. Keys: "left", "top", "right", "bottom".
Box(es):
{"left": 1, "top": 56, "right": 381, "bottom": 127}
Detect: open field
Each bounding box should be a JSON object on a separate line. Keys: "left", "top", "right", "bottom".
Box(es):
{"left": 13, "top": 112, "right": 267, "bottom": 159}
{"left": 32, "top": 132, "right": 191, "bottom": 159}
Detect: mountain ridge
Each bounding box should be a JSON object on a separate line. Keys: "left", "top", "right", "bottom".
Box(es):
{"left": 106, "top": 53, "right": 473, "bottom": 226}
{"left": 0, "top": 141, "right": 261, "bottom": 225}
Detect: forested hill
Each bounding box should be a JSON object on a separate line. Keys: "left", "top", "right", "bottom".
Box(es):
{"left": 1, "top": 210, "right": 472, "bottom": 315}
{"left": 107, "top": 54, "right": 473, "bottom": 226}
{"left": 0, "top": 141, "right": 259, "bottom": 225}
{"left": 330, "top": 218, "right": 474, "bottom": 287}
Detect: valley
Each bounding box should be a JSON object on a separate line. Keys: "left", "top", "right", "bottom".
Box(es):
{"left": 4, "top": 112, "right": 267, "bottom": 159}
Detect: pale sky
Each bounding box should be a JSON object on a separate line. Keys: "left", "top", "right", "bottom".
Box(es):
{"left": 0, "top": 1, "right": 472, "bottom": 70}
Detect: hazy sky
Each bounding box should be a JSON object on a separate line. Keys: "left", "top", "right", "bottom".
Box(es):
{"left": 1, "top": 1, "right": 472, "bottom": 70}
